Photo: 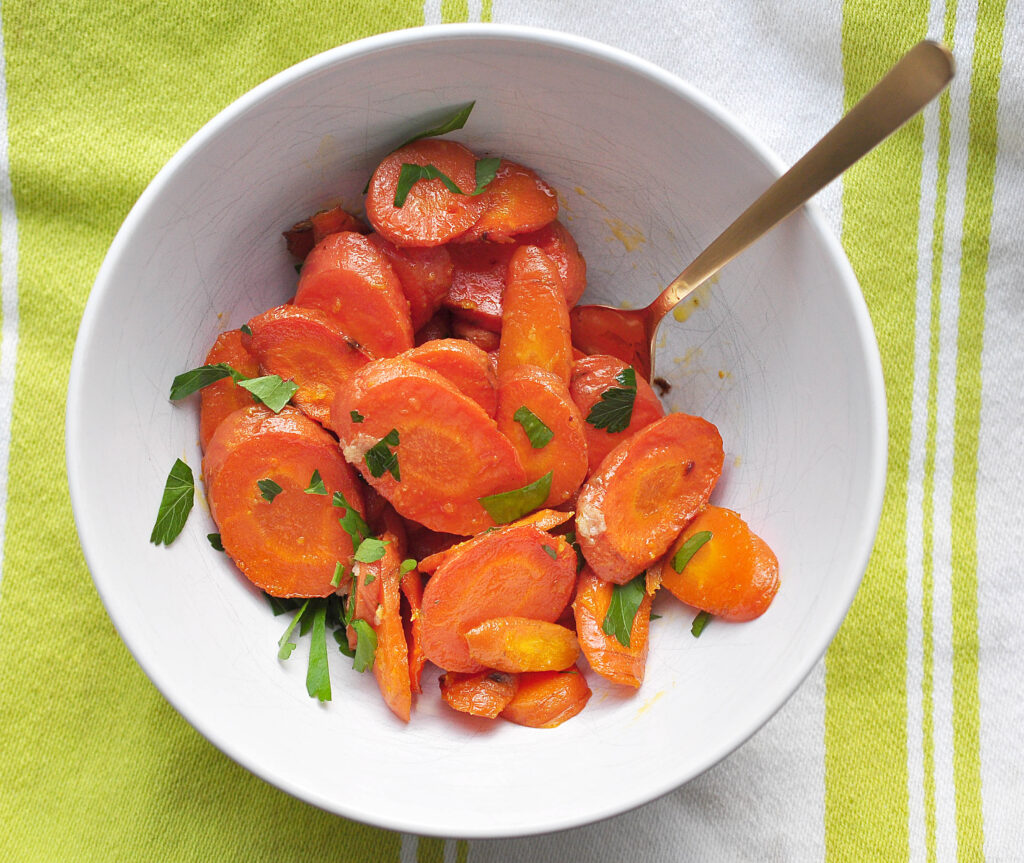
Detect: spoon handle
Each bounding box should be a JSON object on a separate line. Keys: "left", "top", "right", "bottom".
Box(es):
{"left": 649, "top": 40, "right": 954, "bottom": 321}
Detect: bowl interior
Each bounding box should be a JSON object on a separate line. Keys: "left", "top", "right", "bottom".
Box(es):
{"left": 67, "top": 26, "right": 884, "bottom": 837}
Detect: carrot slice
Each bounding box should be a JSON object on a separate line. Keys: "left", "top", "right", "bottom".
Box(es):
{"left": 569, "top": 305, "right": 649, "bottom": 374}
{"left": 456, "top": 160, "right": 558, "bottom": 243}
{"left": 366, "top": 233, "right": 453, "bottom": 331}
{"left": 331, "top": 357, "right": 527, "bottom": 535}
{"left": 419, "top": 525, "right": 577, "bottom": 672}
{"left": 403, "top": 518, "right": 461, "bottom": 564}
{"left": 450, "top": 315, "right": 501, "bottom": 351}
{"left": 203, "top": 405, "right": 366, "bottom": 597}
{"left": 496, "top": 365, "right": 587, "bottom": 506}
{"left": 310, "top": 204, "right": 370, "bottom": 244}
{"left": 399, "top": 566, "right": 426, "bottom": 693}
{"left": 445, "top": 240, "right": 515, "bottom": 331}
{"left": 497, "top": 245, "right": 573, "bottom": 385}
{"left": 570, "top": 354, "right": 665, "bottom": 473}
{"left": 199, "top": 329, "right": 260, "bottom": 451}
{"left": 659, "top": 506, "right": 780, "bottom": 622}
{"left": 366, "top": 139, "right": 487, "bottom": 247}
{"left": 575, "top": 412, "right": 724, "bottom": 584}
{"left": 464, "top": 617, "right": 580, "bottom": 673}
{"left": 516, "top": 221, "right": 587, "bottom": 308}
{"left": 242, "top": 304, "right": 368, "bottom": 428}
{"left": 415, "top": 308, "right": 452, "bottom": 345}
{"left": 294, "top": 231, "right": 413, "bottom": 358}
{"left": 283, "top": 219, "right": 316, "bottom": 260}
{"left": 405, "top": 338, "right": 498, "bottom": 418}
{"left": 500, "top": 665, "right": 591, "bottom": 728}
{"left": 573, "top": 566, "right": 652, "bottom": 688}
{"left": 440, "top": 670, "right": 519, "bottom": 719}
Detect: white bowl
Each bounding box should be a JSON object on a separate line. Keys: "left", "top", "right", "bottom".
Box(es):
{"left": 66, "top": 24, "right": 885, "bottom": 837}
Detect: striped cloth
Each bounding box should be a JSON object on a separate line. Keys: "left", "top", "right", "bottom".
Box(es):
{"left": 0, "top": 0, "right": 1018, "bottom": 860}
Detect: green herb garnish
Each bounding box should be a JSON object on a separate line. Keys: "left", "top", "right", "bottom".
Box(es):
{"left": 565, "top": 529, "right": 586, "bottom": 574}
{"left": 277, "top": 600, "right": 310, "bottom": 660}
{"left": 207, "top": 533, "right": 224, "bottom": 552}
{"left": 331, "top": 561, "right": 345, "bottom": 588}
{"left": 691, "top": 610, "right": 712, "bottom": 637}
{"left": 305, "top": 604, "right": 332, "bottom": 702}
{"left": 333, "top": 492, "right": 370, "bottom": 549}
{"left": 395, "top": 102, "right": 476, "bottom": 150}
{"left": 350, "top": 619, "right": 378, "bottom": 672}
{"left": 350, "top": 410, "right": 364, "bottom": 423}
{"left": 240, "top": 324, "right": 252, "bottom": 336}
{"left": 400, "top": 559, "right": 417, "bottom": 577}
{"left": 585, "top": 367, "right": 637, "bottom": 434}
{"left": 168, "top": 363, "right": 244, "bottom": 400}
{"left": 477, "top": 471, "right": 552, "bottom": 524}
{"left": 602, "top": 572, "right": 646, "bottom": 648}
{"left": 150, "top": 459, "right": 195, "bottom": 546}
{"left": 671, "top": 530, "right": 713, "bottom": 573}
{"left": 258, "top": 478, "right": 283, "bottom": 502}
{"left": 304, "top": 470, "right": 326, "bottom": 495}
{"left": 354, "top": 537, "right": 389, "bottom": 564}
{"left": 541, "top": 544, "right": 557, "bottom": 560}
{"left": 365, "top": 429, "right": 400, "bottom": 481}
{"left": 513, "top": 406, "right": 554, "bottom": 449}
{"left": 237, "top": 374, "right": 298, "bottom": 413}
{"left": 392, "top": 157, "right": 500, "bottom": 208}
{"left": 335, "top": 628, "right": 356, "bottom": 658}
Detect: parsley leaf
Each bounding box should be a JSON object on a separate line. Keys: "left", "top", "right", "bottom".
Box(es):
{"left": 671, "top": 530, "right": 713, "bottom": 573}
{"left": 565, "top": 530, "right": 586, "bottom": 574}
{"left": 304, "top": 470, "right": 326, "bottom": 495}
{"left": 305, "top": 603, "right": 332, "bottom": 702}
{"left": 277, "top": 600, "right": 310, "bottom": 660}
{"left": 395, "top": 102, "right": 476, "bottom": 150}
{"left": 335, "top": 628, "right": 356, "bottom": 658}
{"left": 691, "top": 610, "right": 712, "bottom": 637}
{"left": 168, "top": 363, "right": 244, "bottom": 400}
{"left": 602, "top": 572, "right": 646, "bottom": 647}
{"left": 513, "top": 406, "right": 554, "bottom": 449}
{"left": 364, "top": 429, "right": 400, "bottom": 481}
{"left": 240, "top": 324, "right": 253, "bottom": 336}
{"left": 333, "top": 492, "right": 370, "bottom": 549}
{"left": 207, "top": 533, "right": 224, "bottom": 552}
{"left": 478, "top": 471, "right": 552, "bottom": 525}
{"left": 350, "top": 619, "right": 378, "bottom": 673}
{"left": 258, "top": 478, "right": 283, "bottom": 502}
{"left": 392, "top": 157, "right": 500, "bottom": 208}
{"left": 331, "top": 561, "right": 345, "bottom": 588}
{"left": 237, "top": 374, "right": 298, "bottom": 413}
{"left": 350, "top": 410, "right": 364, "bottom": 423}
{"left": 585, "top": 367, "right": 638, "bottom": 434}
{"left": 400, "top": 559, "right": 417, "bottom": 576}
{"left": 150, "top": 459, "right": 195, "bottom": 545}
{"left": 354, "top": 537, "right": 389, "bottom": 564}
{"left": 541, "top": 544, "right": 557, "bottom": 560}
{"left": 265, "top": 593, "right": 300, "bottom": 617}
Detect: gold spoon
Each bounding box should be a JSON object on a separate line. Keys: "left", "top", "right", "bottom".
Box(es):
{"left": 569, "top": 40, "right": 955, "bottom": 380}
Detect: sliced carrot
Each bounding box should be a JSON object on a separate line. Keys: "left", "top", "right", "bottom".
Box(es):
{"left": 419, "top": 525, "right": 577, "bottom": 672}
{"left": 399, "top": 565, "right": 426, "bottom": 693}
{"left": 500, "top": 665, "right": 591, "bottom": 728}
{"left": 366, "top": 139, "right": 487, "bottom": 247}
{"left": 366, "top": 233, "right": 453, "bottom": 331}
{"left": 294, "top": 231, "right": 413, "bottom": 358}
{"left": 573, "top": 566, "right": 651, "bottom": 688}
{"left": 569, "top": 354, "right": 665, "bottom": 473}
{"left": 403, "top": 518, "right": 462, "bottom": 564}
{"left": 283, "top": 219, "right": 315, "bottom": 260}
{"left": 331, "top": 357, "right": 526, "bottom": 535}
{"left": 415, "top": 308, "right": 452, "bottom": 345}
{"left": 445, "top": 240, "right": 514, "bottom": 332}
{"left": 405, "top": 338, "right": 498, "bottom": 418}
{"left": 450, "top": 315, "right": 501, "bottom": 351}
{"left": 440, "top": 670, "right": 519, "bottom": 719}
{"left": 464, "top": 617, "right": 580, "bottom": 673}
{"left": 575, "top": 413, "right": 724, "bottom": 584}
{"left": 516, "top": 221, "right": 587, "bottom": 308}
{"left": 203, "top": 405, "right": 366, "bottom": 597}
{"left": 659, "top": 505, "right": 780, "bottom": 622}
{"left": 497, "top": 245, "right": 573, "bottom": 385}
{"left": 242, "top": 304, "right": 368, "bottom": 428}
{"left": 199, "top": 329, "right": 260, "bottom": 451}
{"left": 569, "top": 305, "right": 649, "bottom": 375}
{"left": 310, "top": 204, "right": 370, "bottom": 244}
{"left": 456, "top": 160, "right": 558, "bottom": 243}
{"left": 495, "top": 365, "right": 587, "bottom": 506}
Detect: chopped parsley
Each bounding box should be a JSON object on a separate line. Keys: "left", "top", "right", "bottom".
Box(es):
{"left": 541, "top": 543, "right": 557, "bottom": 560}
{"left": 240, "top": 324, "right": 253, "bottom": 336}
{"left": 257, "top": 478, "right": 283, "bottom": 502}
{"left": 602, "top": 572, "right": 646, "bottom": 648}
{"left": 691, "top": 610, "right": 712, "bottom": 638}
{"left": 395, "top": 102, "right": 476, "bottom": 150}
{"left": 207, "top": 533, "right": 224, "bottom": 552}
{"left": 585, "top": 367, "right": 638, "bottom": 434}
{"left": 333, "top": 492, "right": 370, "bottom": 549}
{"left": 350, "top": 410, "right": 364, "bottom": 423}
{"left": 237, "top": 374, "right": 298, "bottom": 413}
{"left": 304, "top": 470, "right": 326, "bottom": 495}
{"left": 149, "top": 459, "right": 195, "bottom": 546}
{"left": 331, "top": 561, "right": 345, "bottom": 588}
{"left": 364, "top": 429, "right": 400, "bottom": 481}
{"left": 477, "top": 471, "right": 552, "bottom": 525}
{"left": 354, "top": 537, "right": 389, "bottom": 564}
{"left": 168, "top": 363, "right": 244, "bottom": 400}
{"left": 392, "top": 157, "right": 500, "bottom": 208}
{"left": 305, "top": 604, "right": 332, "bottom": 702}
{"left": 350, "top": 619, "right": 378, "bottom": 673}
{"left": 513, "top": 406, "right": 554, "bottom": 449}
{"left": 671, "top": 530, "right": 713, "bottom": 573}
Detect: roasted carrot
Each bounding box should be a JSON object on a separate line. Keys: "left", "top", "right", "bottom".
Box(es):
{"left": 575, "top": 412, "right": 724, "bottom": 584}
{"left": 573, "top": 566, "right": 652, "bottom": 687}
{"left": 366, "top": 139, "right": 487, "bottom": 247}
{"left": 659, "top": 505, "right": 780, "bottom": 621}
{"left": 242, "top": 304, "right": 368, "bottom": 428}
{"left": 310, "top": 204, "right": 370, "bottom": 244}
{"left": 366, "top": 233, "right": 453, "bottom": 331}
{"left": 497, "top": 245, "right": 573, "bottom": 385}
{"left": 456, "top": 160, "right": 558, "bottom": 243}
{"left": 399, "top": 565, "right": 426, "bottom": 693}
{"left": 516, "top": 221, "right": 587, "bottom": 308}
{"left": 450, "top": 315, "right": 501, "bottom": 351}
{"left": 445, "top": 240, "right": 515, "bottom": 332}
{"left": 440, "top": 670, "right": 519, "bottom": 719}
{"left": 283, "top": 219, "right": 316, "bottom": 260}
{"left": 500, "top": 665, "right": 591, "bottom": 728}
{"left": 464, "top": 617, "right": 580, "bottom": 673}
{"left": 569, "top": 354, "right": 665, "bottom": 473}
{"left": 405, "top": 338, "right": 498, "bottom": 418}
{"left": 294, "top": 231, "right": 413, "bottom": 358}
{"left": 419, "top": 525, "right": 577, "bottom": 672}
{"left": 199, "top": 329, "right": 260, "bottom": 451}
{"left": 495, "top": 365, "right": 587, "bottom": 506}
{"left": 331, "top": 357, "right": 527, "bottom": 535}
{"left": 202, "top": 405, "right": 366, "bottom": 597}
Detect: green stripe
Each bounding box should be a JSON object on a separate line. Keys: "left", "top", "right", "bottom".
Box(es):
{"left": 441, "top": 0, "right": 469, "bottom": 23}
{"left": 481, "top": 0, "right": 493, "bottom": 22}
{"left": 826, "top": 4, "right": 928, "bottom": 857}
{"left": 417, "top": 837, "right": 445, "bottom": 863}
{"left": 457, "top": 839, "right": 470, "bottom": 863}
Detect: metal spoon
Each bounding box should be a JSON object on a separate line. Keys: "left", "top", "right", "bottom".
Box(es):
{"left": 569, "top": 40, "right": 955, "bottom": 380}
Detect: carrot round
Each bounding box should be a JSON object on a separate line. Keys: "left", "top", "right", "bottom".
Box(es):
{"left": 450, "top": 315, "right": 501, "bottom": 351}
{"left": 199, "top": 329, "right": 260, "bottom": 451}
{"left": 405, "top": 338, "right": 498, "bottom": 419}
{"left": 415, "top": 308, "right": 452, "bottom": 345}
{"left": 310, "top": 204, "right": 370, "bottom": 244}
{"left": 294, "top": 231, "right": 413, "bottom": 358}
{"left": 399, "top": 565, "right": 426, "bottom": 693}
{"left": 242, "top": 304, "right": 368, "bottom": 428}
{"left": 366, "top": 139, "right": 487, "bottom": 247}
{"left": 575, "top": 412, "right": 724, "bottom": 584}
{"left": 570, "top": 354, "right": 665, "bottom": 473}
{"left": 660, "top": 505, "right": 780, "bottom": 622}
{"left": 456, "top": 160, "right": 558, "bottom": 243}
{"left": 331, "top": 357, "right": 526, "bottom": 535}
{"left": 496, "top": 365, "right": 587, "bottom": 506}
{"left": 445, "top": 240, "right": 515, "bottom": 332}
{"left": 516, "top": 220, "right": 587, "bottom": 308}
{"left": 497, "top": 245, "right": 573, "bottom": 385}
{"left": 440, "top": 670, "right": 519, "bottom": 719}
{"left": 500, "top": 665, "right": 592, "bottom": 728}
{"left": 573, "top": 566, "right": 652, "bottom": 688}
{"left": 419, "top": 525, "right": 577, "bottom": 672}
{"left": 464, "top": 617, "right": 580, "bottom": 673}
{"left": 202, "top": 405, "right": 366, "bottom": 597}
{"left": 366, "top": 233, "right": 453, "bottom": 331}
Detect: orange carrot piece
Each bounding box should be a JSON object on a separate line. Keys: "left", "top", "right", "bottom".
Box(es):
{"left": 283, "top": 219, "right": 315, "bottom": 260}
{"left": 440, "top": 670, "right": 519, "bottom": 719}
{"left": 496, "top": 365, "right": 587, "bottom": 506}
{"left": 445, "top": 241, "right": 515, "bottom": 332}
{"left": 366, "top": 139, "right": 487, "bottom": 247}
{"left": 573, "top": 566, "right": 652, "bottom": 688}
{"left": 450, "top": 315, "right": 501, "bottom": 351}
{"left": 660, "top": 505, "right": 780, "bottom": 622}
{"left": 202, "top": 405, "right": 366, "bottom": 597}
{"left": 516, "top": 221, "right": 587, "bottom": 308}
{"left": 366, "top": 233, "right": 453, "bottom": 331}
{"left": 399, "top": 565, "right": 426, "bottom": 693}
{"left": 569, "top": 354, "right": 666, "bottom": 473}
{"left": 419, "top": 525, "right": 577, "bottom": 672}
{"left": 415, "top": 308, "right": 452, "bottom": 345}
{"left": 575, "top": 413, "right": 724, "bottom": 584}
{"left": 403, "top": 518, "right": 462, "bottom": 564}
{"left": 497, "top": 245, "right": 573, "bottom": 385}
{"left": 464, "top": 617, "right": 580, "bottom": 673}
{"left": 331, "top": 357, "right": 526, "bottom": 535}
{"left": 405, "top": 338, "right": 498, "bottom": 418}
{"left": 199, "top": 329, "right": 260, "bottom": 451}
{"left": 569, "top": 305, "right": 649, "bottom": 374}
{"left": 310, "top": 204, "right": 370, "bottom": 244}
{"left": 500, "top": 665, "right": 591, "bottom": 728}
{"left": 294, "top": 231, "right": 413, "bottom": 358}
{"left": 456, "top": 160, "right": 558, "bottom": 243}
{"left": 242, "top": 304, "right": 368, "bottom": 428}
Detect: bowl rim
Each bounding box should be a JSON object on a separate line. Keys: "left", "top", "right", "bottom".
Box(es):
{"left": 66, "top": 22, "right": 887, "bottom": 837}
